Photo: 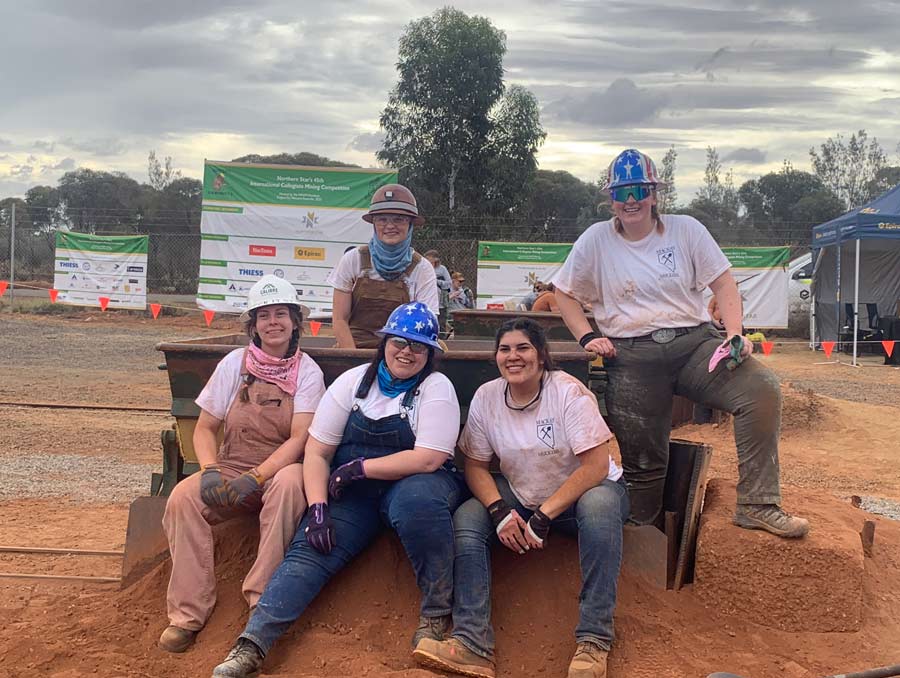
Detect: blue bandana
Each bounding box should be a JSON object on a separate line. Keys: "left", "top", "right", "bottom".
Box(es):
{"left": 369, "top": 226, "right": 414, "bottom": 280}
{"left": 376, "top": 360, "right": 419, "bottom": 398}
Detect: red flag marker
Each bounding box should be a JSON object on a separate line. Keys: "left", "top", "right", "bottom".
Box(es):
{"left": 203, "top": 309, "right": 215, "bottom": 327}
{"left": 883, "top": 340, "right": 896, "bottom": 358}
{"left": 0, "top": 281, "right": 7, "bottom": 297}
{"left": 310, "top": 320, "right": 322, "bottom": 337}
{"left": 150, "top": 303, "right": 162, "bottom": 319}
{"left": 49, "top": 289, "right": 59, "bottom": 303}
{"left": 761, "top": 341, "right": 774, "bottom": 356}
{"left": 822, "top": 341, "right": 835, "bottom": 358}
{"left": 98, "top": 296, "right": 110, "bottom": 311}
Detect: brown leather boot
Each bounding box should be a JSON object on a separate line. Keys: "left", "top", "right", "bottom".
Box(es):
{"left": 733, "top": 504, "right": 809, "bottom": 538}
{"left": 158, "top": 625, "right": 197, "bottom": 653}
{"left": 413, "top": 637, "right": 496, "bottom": 678}
{"left": 567, "top": 641, "right": 608, "bottom": 678}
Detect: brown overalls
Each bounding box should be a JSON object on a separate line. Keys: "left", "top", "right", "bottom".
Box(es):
{"left": 162, "top": 353, "right": 307, "bottom": 630}
{"left": 348, "top": 245, "right": 422, "bottom": 348}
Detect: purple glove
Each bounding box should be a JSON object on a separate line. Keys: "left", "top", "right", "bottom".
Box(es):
{"left": 304, "top": 502, "right": 335, "bottom": 555}
{"left": 328, "top": 458, "right": 367, "bottom": 500}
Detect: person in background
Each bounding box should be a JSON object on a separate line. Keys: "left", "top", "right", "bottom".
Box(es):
{"left": 211, "top": 302, "right": 467, "bottom": 678}
{"left": 522, "top": 281, "right": 546, "bottom": 311}
{"left": 425, "top": 249, "right": 452, "bottom": 330}
{"left": 159, "top": 275, "right": 325, "bottom": 653}
{"left": 448, "top": 271, "right": 475, "bottom": 313}
{"left": 413, "top": 318, "right": 627, "bottom": 678}
{"left": 553, "top": 148, "right": 808, "bottom": 539}
{"left": 328, "top": 184, "right": 438, "bottom": 348}
{"left": 531, "top": 282, "right": 560, "bottom": 313}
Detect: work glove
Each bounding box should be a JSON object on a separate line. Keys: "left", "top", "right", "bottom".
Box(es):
{"left": 328, "top": 458, "right": 367, "bottom": 501}
{"left": 525, "top": 508, "right": 552, "bottom": 546}
{"left": 305, "top": 502, "right": 336, "bottom": 555}
{"left": 226, "top": 469, "right": 264, "bottom": 508}
{"left": 199, "top": 465, "right": 231, "bottom": 508}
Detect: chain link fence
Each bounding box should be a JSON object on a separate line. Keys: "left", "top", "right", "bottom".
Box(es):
{"left": 1, "top": 208, "right": 812, "bottom": 297}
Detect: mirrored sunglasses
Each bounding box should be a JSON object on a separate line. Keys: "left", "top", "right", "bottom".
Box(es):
{"left": 387, "top": 336, "right": 429, "bottom": 354}
{"left": 610, "top": 184, "right": 654, "bottom": 203}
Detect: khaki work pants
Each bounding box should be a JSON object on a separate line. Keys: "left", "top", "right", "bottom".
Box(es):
{"left": 604, "top": 324, "right": 783, "bottom": 525}
{"left": 162, "top": 463, "right": 306, "bottom": 630}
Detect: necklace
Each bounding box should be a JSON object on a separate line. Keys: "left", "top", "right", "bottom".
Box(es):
{"left": 504, "top": 373, "right": 545, "bottom": 411}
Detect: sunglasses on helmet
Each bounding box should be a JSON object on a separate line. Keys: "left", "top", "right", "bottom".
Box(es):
{"left": 610, "top": 184, "right": 654, "bottom": 203}
{"left": 387, "top": 336, "right": 429, "bottom": 354}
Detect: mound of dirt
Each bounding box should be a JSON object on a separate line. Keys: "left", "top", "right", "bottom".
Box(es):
{"left": 780, "top": 383, "right": 835, "bottom": 432}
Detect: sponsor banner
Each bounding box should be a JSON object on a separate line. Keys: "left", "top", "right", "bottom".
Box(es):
{"left": 198, "top": 161, "right": 398, "bottom": 314}
{"left": 705, "top": 246, "right": 791, "bottom": 329}
{"left": 475, "top": 241, "right": 573, "bottom": 309}
{"left": 53, "top": 232, "right": 149, "bottom": 310}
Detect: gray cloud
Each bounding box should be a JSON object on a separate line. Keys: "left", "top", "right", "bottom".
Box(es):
{"left": 544, "top": 78, "right": 668, "bottom": 127}
{"left": 33, "top": 140, "right": 56, "bottom": 151}
{"left": 0, "top": 139, "right": 12, "bottom": 149}
{"left": 58, "top": 137, "right": 126, "bottom": 156}
{"left": 8, "top": 165, "right": 34, "bottom": 179}
{"left": 722, "top": 148, "right": 767, "bottom": 164}
{"left": 347, "top": 132, "right": 384, "bottom": 153}
{"left": 44, "top": 157, "right": 76, "bottom": 172}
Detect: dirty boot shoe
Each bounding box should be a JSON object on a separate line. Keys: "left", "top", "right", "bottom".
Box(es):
{"left": 411, "top": 614, "right": 452, "bottom": 649}
{"left": 413, "top": 637, "right": 496, "bottom": 678}
{"left": 212, "top": 638, "right": 265, "bottom": 678}
{"left": 567, "top": 641, "right": 608, "bottom": 678}
{"left": 158, "top": 625, "right": 197, "bottom": 653}
{"left": 733, "top": 504, "right": 810, "bottom": 538}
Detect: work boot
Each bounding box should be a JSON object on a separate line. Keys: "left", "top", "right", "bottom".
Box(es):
{"left": 212, "top": 638, "right": 265, "bottom": 678}
{"left": 158, "top": 625, "right": 197, "bottom": 653}
{"left": 733, "top": 504, "right": 810, "bottom": 538}
{"left": 567, "top": 641, "right": 608, "bottom": 678}
{"left": 411, "top": 614, "right": 452, "bottom": 649}
{"left": 413, "top": 637, "right": 496, "bottom": 678}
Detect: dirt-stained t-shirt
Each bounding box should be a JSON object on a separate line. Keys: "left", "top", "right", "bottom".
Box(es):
{"left": 552, "top": 214, "right": 730, "bottom": 338}
{"left": 459, "top": 371, "right": 620, "bottom": 509}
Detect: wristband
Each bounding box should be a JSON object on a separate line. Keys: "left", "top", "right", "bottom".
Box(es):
{"left": 579, "top": 332, "right": 600, "bottom": 349}
{"left": 526, "top": 508, "right": 552, "bottom": 543}
{"left": 487, "top": 499, "right": 512, "bottom": 529}
{"left": 248, "top": 467, "right": 265, "bottom": 485}
{"left": 201, "top": 463, "right": 221, "bottom": 472}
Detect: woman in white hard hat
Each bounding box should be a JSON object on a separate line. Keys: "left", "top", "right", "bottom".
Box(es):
{"left": 328, "top": 183, "right": 439, "bottom": 348}
{"left": 158, "top": 275, "right": 326, "bottom": 653}
{"left": 552, "top": 148, "right": 808, "bottom": 539}
{"left": 212, "top": 302, "right": 466, "bottom": 678}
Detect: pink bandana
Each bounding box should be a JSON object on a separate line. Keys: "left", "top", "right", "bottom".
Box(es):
{"left": 244, "top": 343, "right": 301, "bottom": 395}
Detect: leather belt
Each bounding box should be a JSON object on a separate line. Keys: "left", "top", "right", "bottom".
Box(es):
{"left": 628, "top": 325, "right": 701, "bottom": 344}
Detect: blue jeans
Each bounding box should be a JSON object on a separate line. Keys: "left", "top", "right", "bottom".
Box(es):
{"left": 451, "top": 476, "right": 629, "bottom": 658}
{"left": 241, "top": 468, "right": 466, "bottom": 655}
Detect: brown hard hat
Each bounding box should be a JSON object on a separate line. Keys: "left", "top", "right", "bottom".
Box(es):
{"left": 363, "top": 183, "right": 425, "bottom": 226}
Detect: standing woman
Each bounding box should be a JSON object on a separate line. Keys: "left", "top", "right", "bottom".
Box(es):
{"left": 329, "top": 184, "right": 439, "bottom": 348}
{"left": 212, "top": 302, "right": 466, "bottom": 678}
{"left": 159, "top": 275, "right": 325, "bottom": 653}
{"left": 552, "top": 148, "right": 808, "bottom": 538}
{"left": 414, "top": 318, "right": 627, "bottom": 678}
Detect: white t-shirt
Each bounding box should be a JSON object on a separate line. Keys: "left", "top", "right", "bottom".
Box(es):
{"left": 552, "top": 214, "right": 731, "bottom": 338}
{"left": 326, "top": 247, "right": 440, "bottom": 313}
{"left": 459, "top": 371, "right": 621, "bottom": 509}
{"left": 308, "top": 363, "right": 460, "bottom": 456}
{"left": 195, "top": 348, "right": 326, "bottom": 420}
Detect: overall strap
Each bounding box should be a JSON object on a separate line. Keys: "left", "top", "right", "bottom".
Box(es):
{"left": 358, "top": 245, "right": 372, "bottom": 273}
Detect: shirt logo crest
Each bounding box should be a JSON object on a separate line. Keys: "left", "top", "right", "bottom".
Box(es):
{"left": 657, "top": 247, "right": 676, "bottom": 272}
{"left": 537, "top": 423, "right": 555, "bottom": 449}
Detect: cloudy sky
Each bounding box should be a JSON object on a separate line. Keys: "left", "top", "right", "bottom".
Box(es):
{"left": 1, "top": 0, "right": 899, "bottom": 201}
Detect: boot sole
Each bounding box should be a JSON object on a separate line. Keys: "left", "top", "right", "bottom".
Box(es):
{"left": 412, "top": 647, "right": 495, "bottom": 678}
{"left": 733, "top": 515, "right": 809, "bottom": 538}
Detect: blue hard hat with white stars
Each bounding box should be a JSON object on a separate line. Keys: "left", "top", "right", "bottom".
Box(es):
{"left": 376, "top": 302, "right": 443, "bottom": 352}
{"left": 604, "top": 149, "right": 666, "bottom": 190}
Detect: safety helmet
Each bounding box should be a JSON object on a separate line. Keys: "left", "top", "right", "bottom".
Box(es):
{"left": 362, "top": 183, "right": 425, "bottom": 227}
{"left": 240, "top": 274, "right": 305, "bottom": 321}
{"left": 604, "top": 149, "right": 666, "bottom": 190}
{"left": 376, "top": 302, "right": 443, "bottom": 352}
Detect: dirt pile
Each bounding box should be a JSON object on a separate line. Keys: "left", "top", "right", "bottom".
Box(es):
{"left": 2, "top": 488, "right": 900, "bottom": 678}
{"left": 780, "top": 384, "right": 834, "bottom": 432}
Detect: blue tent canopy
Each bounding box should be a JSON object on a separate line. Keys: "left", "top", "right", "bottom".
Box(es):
{"left": 812, "top": 183, "right": 900, "bottom": 248}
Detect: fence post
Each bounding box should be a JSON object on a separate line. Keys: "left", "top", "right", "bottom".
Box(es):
{"left": 9, "top": 201, "right": 15, "bottom": 306}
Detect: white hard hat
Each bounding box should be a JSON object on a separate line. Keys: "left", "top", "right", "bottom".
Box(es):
{"left": 240, "top": 275, "right": 306, "bottom": 321}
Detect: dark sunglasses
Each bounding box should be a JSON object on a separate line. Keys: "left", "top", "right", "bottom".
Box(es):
{"left": 387, "top": 336, "right": 429, "bottom": 354}
{"left": 610, "top": 184, "right": 654, "bottom": 203}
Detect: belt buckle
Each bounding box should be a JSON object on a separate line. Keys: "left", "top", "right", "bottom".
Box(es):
{"left": 650, "top": 328, "right": 677, "bottom": 344}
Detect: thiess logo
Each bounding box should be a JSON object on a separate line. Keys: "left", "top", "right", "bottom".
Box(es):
{"left": 60, "top": 261, "right": 78, "bottom": 269}
{"left": 249, "top": 245, "right": 276, "bottom": 257}
{"left": 239, "top": 268, "right": 264, "bottom": 276}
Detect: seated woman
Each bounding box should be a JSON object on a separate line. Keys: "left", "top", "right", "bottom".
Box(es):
{"left": 159, "top": 275, "right": 325, "bottom": 653}
{"left": 212, "top": 302, "right": 467, "bottom": 678}
{"left": 531, "top": 282, "right": 560, "bottom": 313}
{"left": 413, "top": 318, "right": 627, "bottom": 678}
